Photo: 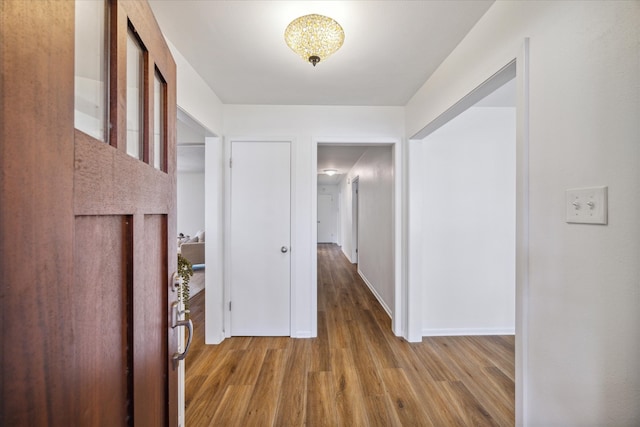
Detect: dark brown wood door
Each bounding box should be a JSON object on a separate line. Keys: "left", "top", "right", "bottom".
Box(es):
{"left": 1, "top": 1, "right": 178, "bottom": 425}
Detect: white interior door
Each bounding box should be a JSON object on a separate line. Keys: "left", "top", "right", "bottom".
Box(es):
{"left": 317, "top": 194, "right": 334, "bottom": 243}
{"left": 230, "top": 141, "right": 291, "bottom": 336}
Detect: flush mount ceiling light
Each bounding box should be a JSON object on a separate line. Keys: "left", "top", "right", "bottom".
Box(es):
{"left": 284, "top": 14, "right": 345, "bottom": 67}
{"left": 323, "top": 169, "right": 338, "bottom": 176}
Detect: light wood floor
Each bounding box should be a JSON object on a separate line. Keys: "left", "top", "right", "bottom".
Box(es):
{"left": 186, "top": 243, "right": 514, "bottom": 426}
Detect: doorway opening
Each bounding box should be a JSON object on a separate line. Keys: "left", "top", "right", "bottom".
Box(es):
{"left": 407, "top": 44, "right": 529, "bottom": 422}
{"left": 421, "top": 76, "right": 516, "bottom": 337}
{"left": 177, "top": 109, "right": 207, "bottom": 296}
{"left": 313, "top": 140, "right": 401, "bottom": 336}
{"left": 176, "top": 107, "right": 217, "bottom": 425}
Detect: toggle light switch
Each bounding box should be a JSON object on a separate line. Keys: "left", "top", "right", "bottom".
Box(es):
{"left": 565, "top": 186, "right": 608, "bottom": 225}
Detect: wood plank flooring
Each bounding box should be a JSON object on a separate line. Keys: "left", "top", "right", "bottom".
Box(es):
{"left": 186, "top": 243, "right": 514, "bottom": 426}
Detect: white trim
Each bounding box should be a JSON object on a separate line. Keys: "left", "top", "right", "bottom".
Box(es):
{"left": 177, "top": 107, "right": 217, "bottom": 138}
{"left": 358, "top": 269, "right": 392, "bottom": 318}
{"left": 515, "top": 39, "right": 530, "bottom": 427}
{"left": 204, "top": 136, "right": 225, "bottom": 345}
{"left": 410, "top": 62, "right": 516, "bottom": 141}
{"left": 289, "top": 139, "right": 298, "bottom": 337}
{"left": 422, "top": 328, "right": 516, "bottom": 337}
{"left": 351, "top": 176, "right": 359, "bottom": 263}
{"left": 392, "top": 139, "right": 404, "bottom": 337}
{"left": 340, "top": 246, "right": 352, "bottom": 263}
{"left": 405, "top": 139, "right": 423, "bottom": 342}
{"left": 409, "top": 61, "right": 516, "bottom": 140}
{"left": 223, "top": 136, "right": 232, "bottom": 338}
{"left": 311, "top": 136, "right": 403, "bottom": 338}
{"left": 310, "top": 141, "right": 318, "bottom": 337}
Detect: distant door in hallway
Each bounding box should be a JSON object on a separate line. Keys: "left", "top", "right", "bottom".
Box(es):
{"left": 230, "top": 141, "right": 291, "bottom": 336}
{"left": 317, "top": 194, "right": 334, "bottom": 243}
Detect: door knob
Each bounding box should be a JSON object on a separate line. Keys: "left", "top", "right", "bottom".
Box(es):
{"left": 281, "top": 246, "right": 288, "bottom": 253}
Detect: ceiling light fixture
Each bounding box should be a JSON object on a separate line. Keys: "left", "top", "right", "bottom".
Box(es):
{"left": 284, "top": 14, "right": 345, "bottom": 67}
{"left": 324, "top": 169, "right": 338, "bottom": 176}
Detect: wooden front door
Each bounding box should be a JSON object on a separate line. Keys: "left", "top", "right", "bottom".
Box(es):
{"left": 1, "top": 1, "right": 179, "bottom": 425}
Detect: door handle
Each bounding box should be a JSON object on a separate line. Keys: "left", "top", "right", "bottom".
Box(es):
{"left": 171, "top": 301, "right": 193, "bottom": 363}
{"left": 281, "top": 246, "right": 288, "bottom": 253}
{"left": 171, "top": 271, "right": 180, "bottom": 293}
{"left": 172, "top": 319, "right": 193, "bottom": 363}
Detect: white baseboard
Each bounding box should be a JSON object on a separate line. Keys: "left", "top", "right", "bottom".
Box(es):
{"left": 341, "top": 246, "right": 353, "bottom": 263}
{"left": 292, "top": 331, "right": 314, "bottom": 338}
{"left": 422, "top": 327, "right": 515, "bottom": 337}
{"left": 358, "top": 269, "right": 392, "bottom": 318}
{"left": 205, "top": 332, "right": 225, "bottom": 345}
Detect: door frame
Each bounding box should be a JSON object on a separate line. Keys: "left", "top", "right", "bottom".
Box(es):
{"left": 407, "top": 40, "right": 530, "bottom": 424}
{"left": 311, "top": 137, "right": 403, "bottom": 337}
{"left": 351, "top": 177, "right": 359, "bottom": 263}
{"left": 224, "top": 137, "right": 296, "bottom": 338}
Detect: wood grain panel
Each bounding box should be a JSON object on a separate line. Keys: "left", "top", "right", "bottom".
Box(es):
{"left": 310, "top": 311, "right": 331, "bottom": 372}
{"left": 363, "top": 395, "right": 403, "bottom": 427}
{"left": 306, "top": 371, "right": 338, "bottom": 426}
{"left": 1, "top": 1, "right": 76, "bottom": 425}
{"left": 273, "top": 339, "right": 310, "bottom": 426}
{"left": 187, "top": 350, "right": 246, "bottom": 423}
{"left": 133, "top": 214, "right": 167, "bottom": 426}
{"left": 330, "top": 348, "right": 370, "bottom": 427}
{"left": 347, "top": 318, "right": 386, "bottom": 397}
{"left": 209, "top": 385, "right": 254, "bottom": 427}
{"left": 242, "top": 349, "right": 289, "bottom": 426}
{"left": 73, "top": 215, "right": 132, "bottom": 425}
{"left": 380, "top": 368, "right": 435, "bottom": 427}
{"left": 74, "top": 131, "right": 172, "bottom": 215}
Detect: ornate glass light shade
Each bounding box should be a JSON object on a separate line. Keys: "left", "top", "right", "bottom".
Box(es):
{"left": 284, "top": 14, "right": 345, "bottom": 67}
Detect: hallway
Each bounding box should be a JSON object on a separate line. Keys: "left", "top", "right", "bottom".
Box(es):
{"left": 185, "top": 243, "right": 514, "bottom": 426}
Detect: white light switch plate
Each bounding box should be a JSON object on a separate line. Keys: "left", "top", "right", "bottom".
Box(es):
{"left": 565, "top": 186, "right": 608, "bottom": 225}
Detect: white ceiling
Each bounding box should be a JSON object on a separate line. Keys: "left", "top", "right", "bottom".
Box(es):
{"left": 148, "top": 0, "right": 494, "bottom": 106}
{"left": 317, "top": 145, "right": 369, "bottom": 185}
{"left": 165, "top": 1, "right": 500, "bottom": 176}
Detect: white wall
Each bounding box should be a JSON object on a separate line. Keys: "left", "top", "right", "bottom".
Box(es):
{"left": 177, "top": 171, "right": 205, "bottom": 236}
{"left": 422, "top": 106, "right": 515, "bottom": 335}
{"left": 339, "top": 147, "right": 395, "bottom": 316}
{"left": 406, "top": 2, "right": 640, "bottom": 425}
{"left": 224, "top": 105, "right": 404, "bottom": 337}
{"left": 317, "top": 184, "right": 339, "bottom": 244}
{"left": 167, "top": 40, "right": 223, "bottom": 136}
